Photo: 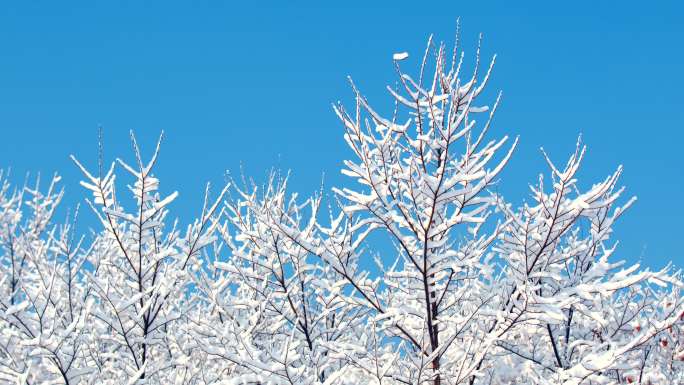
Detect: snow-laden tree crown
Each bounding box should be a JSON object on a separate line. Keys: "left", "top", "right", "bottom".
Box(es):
{"left": 1, "top": 28, "right": 683, "bottom": 385}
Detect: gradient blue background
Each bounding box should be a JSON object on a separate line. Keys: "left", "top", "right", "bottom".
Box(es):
{"left": 0, "top": 1, "right": 681, "bottom": 269}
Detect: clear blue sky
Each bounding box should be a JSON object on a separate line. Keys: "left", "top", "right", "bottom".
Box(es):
{"left": 1, "top": 1, "right": 681, "bottom": 269}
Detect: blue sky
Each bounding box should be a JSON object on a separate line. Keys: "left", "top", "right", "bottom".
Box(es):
{"left": 0, "top": 1, "right": 681, "bottom": 269}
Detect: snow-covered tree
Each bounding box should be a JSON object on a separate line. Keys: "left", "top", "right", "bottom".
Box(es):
{"left": 0, "top": 27, "right": 682, "bottom": 385}
{"left": 0, "top": 171, "right": 99, "bottom": 384}
{"left": 70, "top": 132, "right": 226, "bottom": 384}
{"left": 188, "top": 174, "right": 368, "bottom": 384}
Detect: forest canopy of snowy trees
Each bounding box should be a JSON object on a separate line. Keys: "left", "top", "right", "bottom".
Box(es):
{"left": 1, "top": 29, "right": 683, "bottom": 385}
